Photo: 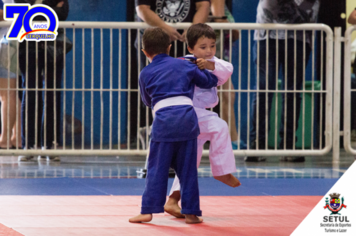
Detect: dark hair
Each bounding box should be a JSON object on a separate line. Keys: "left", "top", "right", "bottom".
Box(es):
{"left": 186, "top": 23, "right": 216, "bottom": 49}
{"left": 142, "top": 28, "right": 170, "bottom": 56}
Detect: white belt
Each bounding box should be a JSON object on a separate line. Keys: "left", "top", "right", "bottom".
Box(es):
{"left": 152, "top": 96, "right": 193, "bottom": 116}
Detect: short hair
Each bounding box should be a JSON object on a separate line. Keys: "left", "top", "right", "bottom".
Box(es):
{"left": 142, "top": 28, "right": 170, "bottom": 56}
{"left": 186, "top": 23, "right": 216, "bottom": 49}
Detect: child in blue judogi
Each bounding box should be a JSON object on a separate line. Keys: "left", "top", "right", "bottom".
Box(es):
{"left": 129, "top": 28, "right": 218, "bottom": 224}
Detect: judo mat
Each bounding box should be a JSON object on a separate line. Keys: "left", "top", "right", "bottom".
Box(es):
{"left": 0, "top": 178, "right": 336, "bottom": 235}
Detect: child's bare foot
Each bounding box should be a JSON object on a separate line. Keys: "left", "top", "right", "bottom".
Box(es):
{"left": 164, "top": 202, "right": 185, "bottom": 218}
{"left": 185, "top": 214, "right": 203, "bottom": 224}
{"left": 214, "top": 174, "right": 241, "bottom": 188}
{"left": 129, "top": 214, "right": 152, "bottom": 223}
{"left": 164, "top": 191, "right": 185, "bottom": 218}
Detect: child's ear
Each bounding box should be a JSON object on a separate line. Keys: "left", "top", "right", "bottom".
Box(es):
{"left": 142, "top": 49, "right": 150, "bottom": 58}
{"left": 187, "top": 46, "right": 194, "bottom": 54}
{"left": 166, "top": 44, "right": 172, "bottom": 54}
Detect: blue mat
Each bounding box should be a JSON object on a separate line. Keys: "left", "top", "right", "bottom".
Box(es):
{"left": 0, "top": 177, "right": 337, "bottom": 196}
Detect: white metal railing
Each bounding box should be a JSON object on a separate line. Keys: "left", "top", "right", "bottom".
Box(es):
{"left": 0, "top": 22, "right": 333, "bottom": 158}
{"left": 343, "top": 25, "right": 356, "bottom": 155}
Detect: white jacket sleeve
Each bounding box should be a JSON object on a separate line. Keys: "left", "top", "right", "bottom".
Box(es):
{"left": 191, "top": 56, "right": 234, "bottom": 109}
{"left": 208, "top": 56, "right": 234, "bottom": 86}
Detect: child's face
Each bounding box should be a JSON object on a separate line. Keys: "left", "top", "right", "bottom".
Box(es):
{"left": 188, "top": 37, "right": 216, "bottom": 60}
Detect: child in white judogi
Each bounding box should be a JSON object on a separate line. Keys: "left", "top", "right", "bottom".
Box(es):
{"left": 164, "top": 23, "right": 241, "bottom": 218}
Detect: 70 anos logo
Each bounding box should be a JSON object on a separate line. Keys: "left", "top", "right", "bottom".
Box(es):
{"left": 4, "top": 4, "right": 58, "bottom": 42}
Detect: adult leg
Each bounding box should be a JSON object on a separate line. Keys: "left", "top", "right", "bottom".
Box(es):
{"left": 279, "top": 40, "right": 311, "bottom": 153}
{"left": 19, "top": 50, "right": 44, "bottom": 150}
{"left": 42, "top": 57, "right": 63, "bottom": 149}
{"left": 220, "top": 79, "right": 238, "bottom": 144}
{"left": 247, "top": 39, "right": 277, "bottom": 161}
{"left": 0, "top": 78, "right": 17, "bottom": 148}
{"left": 11, "top": 91, "right": 22, "bottom": 148}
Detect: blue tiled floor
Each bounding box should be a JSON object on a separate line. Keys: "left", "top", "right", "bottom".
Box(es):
{"left": 0, "top": 155, "right": 351, "bottom": 196}
{"left": 0, "top": 155, "right": 353, "bottom": 179}
{"left": 0, "top": 178, "right": 338, "bottom": 196}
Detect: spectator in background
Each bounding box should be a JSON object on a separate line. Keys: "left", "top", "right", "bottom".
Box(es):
{"left": 135, "top": 0, "right": 210, "bottom": 60}
{"left": 348, "top": 8, "right": 356, "bottom": 141}
{"left": 132, "top": 0, "right": 210, "bottom": 146}
{"left": 210, "top": 0, "right": 245, "bottom": 150}
{"left": 16, "top": 0, "right": 69, "bottom": 162}
{"left": 246, "top": 0, "right": 320, "bottom": 162}
{"left": 0, "top": 0, "right": 22, "bottom": 149}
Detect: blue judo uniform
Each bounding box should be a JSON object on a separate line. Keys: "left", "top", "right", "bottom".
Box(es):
{"left": 139, "top": 54, "right": 218, "bottom": 216}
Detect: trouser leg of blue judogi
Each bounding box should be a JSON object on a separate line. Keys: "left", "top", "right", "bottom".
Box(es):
{"left": 141, "top": 139, "right": 201, "bottom": 216}
{"left": 171, "top": 139, "right": 201, "bottom": 216}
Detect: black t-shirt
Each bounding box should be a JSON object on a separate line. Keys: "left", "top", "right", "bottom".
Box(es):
{"left": 135, "top": 0, "right": 210, "bottom": 23}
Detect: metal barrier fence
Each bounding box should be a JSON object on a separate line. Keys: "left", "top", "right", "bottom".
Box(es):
{"left": 344, "top": 25, "right": 356, "bottom": 155}
{"left": 0, "top": 22, "right": 333, "bottom": 158}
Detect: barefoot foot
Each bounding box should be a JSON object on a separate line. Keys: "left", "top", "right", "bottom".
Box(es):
{"left": 214, "top": 174, "right": 241, "bottom": 188}
{"left": 164, "top": 203, "right": 185, "bottom": 218}
{"left": 129, "top": 214, "right": 152, "bottom": 223}
{"left": 185, "top": 214, "right": 203, "bottom": 224}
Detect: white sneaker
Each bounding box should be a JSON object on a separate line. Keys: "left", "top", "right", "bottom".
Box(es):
{"left": 38, "top": 154, "right": 61, "bottom": 162}
{"left": 18, "top": 155, "right": 34, "bottom": 162}
{"left": 47, "top": 156, "right": 60, "bottom": 162}
{"left": 38, "top": 144, "right": 61, "bottom": 162}
{"left": 18, "top": 146, "right": 36, "bottom": 162}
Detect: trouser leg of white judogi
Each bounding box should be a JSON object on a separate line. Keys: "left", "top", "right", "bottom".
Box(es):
{"left": 169, "top": 114, "right": 237, "bottom": 196}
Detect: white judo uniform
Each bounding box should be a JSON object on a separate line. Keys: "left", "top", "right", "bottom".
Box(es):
{"left": 169, "top": 55, "right": 237, "bottom": 195}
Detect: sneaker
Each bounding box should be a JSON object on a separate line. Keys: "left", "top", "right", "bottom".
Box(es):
{"left": 18, "top": 155, "right": 34, "bottom": 162}
{"left": 244, "top": 139, "right": 267, "bottom": 162}
{"left": 38, "top": 144, "right": 61, "bottom": 162}
{"left": 38, "top": 155, "right": 61, "bottom": 162}
{"left": 244, "top": 156, "right": 266, "bottom": 162}
{"left": 280, "top": 156, "right": 305, "bottom": 162}
{"left": 47, "top": 156, "right": 61, "bottom": 162}
{"left": 18, "top": 146, "right": 36, "bottom": 162}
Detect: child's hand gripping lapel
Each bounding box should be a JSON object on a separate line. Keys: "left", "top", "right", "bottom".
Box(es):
{"left": 196, "top": 58, "right": 215, "bottom": 71}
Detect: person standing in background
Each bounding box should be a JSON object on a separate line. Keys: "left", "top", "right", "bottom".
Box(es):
{"left": 247, "top": 0, "right": 320, "bottom": 162}
{"left": 16, "top": 0, "right": 69, "bottom": 162}
{"left": 0, "top": 0, "right": 22, "bottom": 149}
{"left": 132, "top": 0, "right": 211, "bottom": 146}
{"left": 348, "top": 7, "right": 356, "bottom": 141}
{"left": 210, "top": 0, "right": 244, "bottom": 150}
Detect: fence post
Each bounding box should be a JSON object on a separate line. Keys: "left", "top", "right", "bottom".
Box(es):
{"left": 333, "top": 27, "right": 342, "bottom": 163}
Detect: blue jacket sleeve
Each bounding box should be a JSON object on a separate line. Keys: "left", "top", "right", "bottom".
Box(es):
{"left": 139, "top": 74, "right": 152, "bottom": 108}
{"left": 192, "top": 67, "right": 218, "bottom": 89}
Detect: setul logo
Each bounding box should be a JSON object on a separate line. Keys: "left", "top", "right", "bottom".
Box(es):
{"left": 324, "top": 193, "right": 347, "bottom": 215}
